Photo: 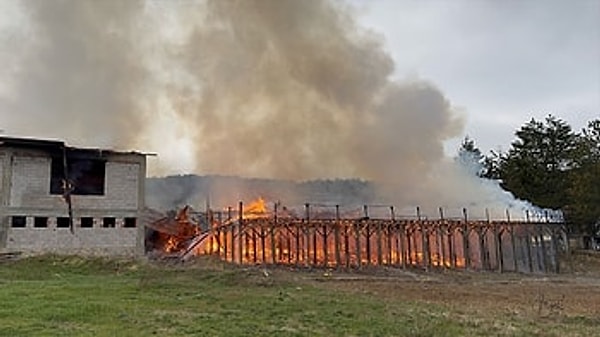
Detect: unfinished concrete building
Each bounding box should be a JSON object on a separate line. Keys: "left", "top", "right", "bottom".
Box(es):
{"left": 0, "top": 137, "right": 147, "bottom": 255}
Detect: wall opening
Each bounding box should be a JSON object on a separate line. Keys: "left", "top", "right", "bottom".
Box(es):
{"left": 11, "top": 216, "right": 26, "bottom": 228}
{"left": 80, "top": 217, "right": 94, "bottom": 228}
{"left": 56, "top": 217, "right": 70, "bottom": 228}
{"left": 34, "top": 217, "right": 48, "bottom": 228}
{"left": 124, "top": 217, "right": 137, "bottom": 228}
{"left": 50, "top": 154, "right": 106, "bottom": 196}
{"left": 103, "top": 217, "right": 116, "bottom": 228}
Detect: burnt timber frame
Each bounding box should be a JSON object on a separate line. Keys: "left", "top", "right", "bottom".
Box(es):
{"left": 208, "top": 203, "right": 566, "bottom": 273}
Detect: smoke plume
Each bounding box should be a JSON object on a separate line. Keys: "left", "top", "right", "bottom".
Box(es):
{"left": 1, "top": 0, "right": 148, "bottom": 148}
{"left": 2, "top": 0, "right": 539, "bottom": 215}
{"left": 172, "top": 0, "right": 463, "bottom": 184}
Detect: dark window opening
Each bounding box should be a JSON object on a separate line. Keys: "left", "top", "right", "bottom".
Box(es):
{"left": 11, "top": 216, "right": 26, "bottom": 228}
{"left": 124, "top": 217, "right": 137, "bottom": 228}
{"left": 34, "top": 217, "right": 48, "bottom": 228}
{"left": 103, "top": 217, "right": 116, "bottom": 228}
{"left": 50, "top": 155, "right": 106, "bottom": 196}
{"left": 81, "top": 217, "right": 94, "bottom": 228}
{"left": 57, "top": 217, "right": 71, "bottom": 228}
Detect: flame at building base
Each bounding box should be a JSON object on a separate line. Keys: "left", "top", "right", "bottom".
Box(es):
{"left": 145, "top": 198, "right": 565, "bottom": 274}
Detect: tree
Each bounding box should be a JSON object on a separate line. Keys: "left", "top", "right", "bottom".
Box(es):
{"left": 456, "top": 136, "right": 484, "bottom": 176}
{"left": 498, "top": 115, "right": 577, "bottom": 210}
{"left": 566, "top": 119, "right": 600, "bottom": 234}
{"left": 483, "top": 115, "right": 599, "bottom": 234}
{"left": 481, "top": 149, "right": 502, "bottom": 180}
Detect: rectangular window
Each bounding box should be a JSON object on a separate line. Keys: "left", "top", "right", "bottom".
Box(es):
{"left": 56, "top": 217, "right": 71, "bottom": 228}
{"left": 102, "top": 217, "right": 116, "bottom": 228}
{"left": 34, "top": 217, "right": 48, "bottom": 228}
{"left": 50, "top": 154, "right": 106, "bottom": 196}
{"left": 11, "top": 216, "right": 26, "bottom": 228}
{"left": 124, "top": 217, "right": 137, "bottom": 228}
{"left": 80, "top": 217, "right": 94, "bottom": 228}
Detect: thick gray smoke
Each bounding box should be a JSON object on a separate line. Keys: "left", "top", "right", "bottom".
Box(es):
{"left": 2, "top": 0, "right": 538, "bottom": 216}
{"left": 1, "top": 0, "right": 147, "bottom": 149}
{"left": 172, "top": 1, "right": 463, "bottom": 183}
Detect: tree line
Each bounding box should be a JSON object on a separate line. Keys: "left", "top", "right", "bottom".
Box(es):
{"left": 459, "top": 115, "right": 599, "bottom": 236}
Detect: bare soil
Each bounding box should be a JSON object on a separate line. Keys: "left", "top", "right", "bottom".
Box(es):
{"left": 262, "top": 250, "right": 600, "bottom": 319}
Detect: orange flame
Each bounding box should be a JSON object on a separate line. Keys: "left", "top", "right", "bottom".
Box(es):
{"left": 244, "top": 197, "right": 268, "bottom": 218}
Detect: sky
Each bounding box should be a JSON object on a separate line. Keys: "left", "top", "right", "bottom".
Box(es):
{"left": 0, "top": 0, "right": 598, "bottom": 172}
{"left": 353, "top": 0, "right": 600, "bottom": 154}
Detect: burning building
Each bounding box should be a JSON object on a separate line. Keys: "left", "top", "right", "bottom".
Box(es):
{"left": 147, "top": 199, "right": 566, "bottom": 274}
{"left": 0, "top": 136, "right": 147, "bottom": 255}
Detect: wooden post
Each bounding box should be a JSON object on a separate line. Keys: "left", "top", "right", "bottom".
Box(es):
{"left": 417, "top": 207, "right": 428, "bottom": 269}
{"left": 228, "top": 206, "right": 233, "bottom": 263}
{"left": 376, "top": 221, "right": 383, "bottom": 266}
{"left": 526, "top": 234, "right": 534, "bottom": 273}
{"left": 260, "top": 226, "right": 266, "bottom": 264}
{"left": 449, "top": 229, "right": 456, "bottom": 268}
{"left": 363, "top": 205, "right": 371, "bottom": 266}
{"left": 386, "top": 221, "right": 395, "bottom": 266}
{"left": 523, "top": 215, "right": 534, "bottom": 273}
{"left": 295, "top": 226, "right": 301, "bottom": 266}
{"left": 334, "top": 205, "right": 342, "bottom": 268}
{"left": 438, "top": 207, "right": 446, "bottom": 268}
{"left": 252, "top": 227, "right": 257, "bottom": 264}
{"left": 550, "top": 226, "right": 560, "bottom": 273}
{"left": 423, "top": 224, "right": 430, "bottom": 269}
{"left": 238, "top": 201, "right": 243, "bottom": 264}
{"left": 462, "top": 208, "right": 470, "bottom": 269}
{"left": 222, "top": 223, "right": 228, "bottom": 261}
{"left": 539, "top": 223, "right": 549, "bottom": 273}
{"left": 344, "top": 223, "right": 350, "bottom": 268}
{"left": 287, "top": 230, "right": 292, "bottom": 264}
{"left": 406, "top": 225, "right": 413, "bottom": 267}
{"left": 478, "top": 228, "right": 486, "bottom": 270}
{"left": 399, "top": 223, "right": 406, "bottom": 268}
{"left": 304, "top": 204, "right": 311, "bottom": 267}
{"left": 506, "top": 210, "right": 517, "bottom": 271}
{"left": 323, "top": 223, "right": 329, "bottom": 267}
{"left": 389, "top": 206, "right": 395, "bottom": 265}
{"left": 355, "top": 220, "right": 362, "bottom": 268}
{"left": 307, "top": 205, "right": 317, "bottom": 266}
{"left": 524, "top": 224, "right": 534, "bottom": 273}
{"left": 510, "top": 227, "right": 519, "bottom": 272}
{"left": 215, "top": 211, "right": 222, "bottom": 256}
{"left": 493, "top": 213, "right": 503, "bottom": 273}
{"left": 441, "top": 208, "right": 455, "bottom": 268}
{"left": 206, "top": 209, "right": 213, "bottom": 255}
{"left": 271, "top": 203, "right": 278, "bottom": 265}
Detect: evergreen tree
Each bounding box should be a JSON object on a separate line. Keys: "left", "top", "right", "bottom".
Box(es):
{"left": 567, "top": 119, "right": 600, "bottom": 234}
{"left": 481, "top": 149, "right": 502, "bottom": 180}
{"left": 456, "top": 136, "right": 484, "bottom": 176}
{"left": 498, "top": 115, "right": 577, "bottom": 210}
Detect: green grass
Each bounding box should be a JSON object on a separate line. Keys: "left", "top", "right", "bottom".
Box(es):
{"left": 0, "top": 255, "right": 596, "bottom": 336}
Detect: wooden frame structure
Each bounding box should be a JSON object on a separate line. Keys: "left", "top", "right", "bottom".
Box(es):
{"left": 201, "top": 203, "right": 566, "bottom": 273}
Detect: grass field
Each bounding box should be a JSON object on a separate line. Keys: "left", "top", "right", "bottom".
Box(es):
{"left": 0, "top": 254, "right": 599, "bottom": 337}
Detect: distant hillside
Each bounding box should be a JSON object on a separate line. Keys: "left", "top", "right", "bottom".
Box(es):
{"left": 145, "top": 175, "right": 376, "bottom": 211}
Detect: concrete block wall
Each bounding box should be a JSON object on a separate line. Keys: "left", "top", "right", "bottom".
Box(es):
{"left": 9, "top": 156, "right": 140, "bottom": 211}
{"left": 0, "top": 153, "right": 4, "bottom": 197}
{"left": 0, "top": 147, "right": 146, "bottom": 256}
{"left": 6, "top": 216, "right": 138, "bottom": 255}
{"left": 0, "top": 153, "right": 5, "bottom": 248}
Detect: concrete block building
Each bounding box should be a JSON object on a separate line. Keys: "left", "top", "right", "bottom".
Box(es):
{"left": 0, "top": 137, "right": 147, "bottom": 255}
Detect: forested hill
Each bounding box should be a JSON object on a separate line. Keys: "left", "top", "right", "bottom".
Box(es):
{"left": 145, "top": 175, "right": 376, "bottom": 211}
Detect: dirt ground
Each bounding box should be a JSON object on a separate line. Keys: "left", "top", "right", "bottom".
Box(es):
{"left": 265, "top": 250, "right": 600, "bottom": 319}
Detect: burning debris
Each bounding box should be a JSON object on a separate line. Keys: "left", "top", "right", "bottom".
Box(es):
{"left": 145, "top": 198, "right": 566, "bottom": 273}
{"left": 143, "top": 206, "right": 209, "bottom": 259}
